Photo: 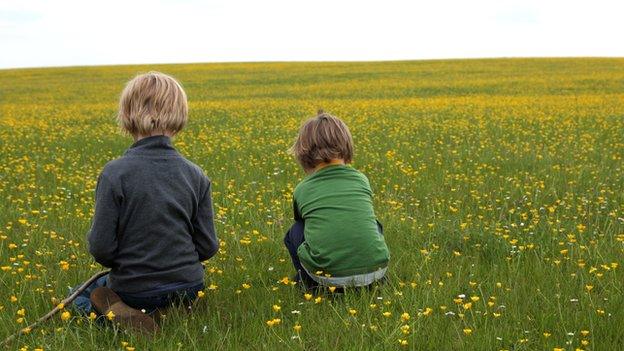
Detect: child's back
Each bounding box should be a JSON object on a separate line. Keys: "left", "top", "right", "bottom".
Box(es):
{"left": 89, "top": 135, "right": 218, "bottom": 293}
{"left": 294, "top": 164, "right": 388, "bottom": 278}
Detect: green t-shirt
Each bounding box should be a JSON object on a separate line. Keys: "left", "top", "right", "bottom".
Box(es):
{"left": 294, "top": 164, "right": 390, "bottom": 277}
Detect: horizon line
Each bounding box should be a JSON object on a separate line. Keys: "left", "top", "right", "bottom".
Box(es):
{"left": 1, "top": 55, "right": 623, "bottom": 72}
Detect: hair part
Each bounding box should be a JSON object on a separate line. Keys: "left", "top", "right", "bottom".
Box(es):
{"left": 290, "top": 110, "right": 354, "bottom": 170}
{"left": 117, "top": 71, "right": 188, "bottom": 136}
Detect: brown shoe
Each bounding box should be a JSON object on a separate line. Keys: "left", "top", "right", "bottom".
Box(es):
{"left": 90, "top": 287, "right": 158, "bottom": 334}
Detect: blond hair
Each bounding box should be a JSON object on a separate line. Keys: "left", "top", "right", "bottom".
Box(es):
{"left": 290, "top": 110, "right": 354, "bottom": 170}
{"left": 117, "top": 71, "right": 188, "bottom": 136}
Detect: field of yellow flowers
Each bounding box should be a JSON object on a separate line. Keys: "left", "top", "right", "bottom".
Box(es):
{"left": 0, "top": 58, "right": 623, "bottom": 350}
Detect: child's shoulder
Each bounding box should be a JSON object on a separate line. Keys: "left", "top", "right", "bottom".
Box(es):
{"left": 100, "top": 155, "right": 209, "bottom": 183}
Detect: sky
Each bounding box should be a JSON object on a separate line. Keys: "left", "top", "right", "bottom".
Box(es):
{"left": 0, "top": 0, "right": 623, "bottom": 69}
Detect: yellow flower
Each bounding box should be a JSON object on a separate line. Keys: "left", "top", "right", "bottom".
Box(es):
{"left": 398, "top": 339, "right": 408, "bottom": 346}
{"left": 400, "top": 324, "right": 410, "bottom": 334}
{"left": 272, "top": 304, "right": 281, "bottom": 312}
{"left": 197, "top": 290, "right": 205, "bottom": 298}
{"left": 293, "top": 323, "right": 302, "bottom": 333}
{"left": 207, "top": 284, "right": 218, "bottom": 290}
{"left": 382, "top": 311, "right": 392, "bottom": 318}
{"left": 314, "top": 296, "right": 322, "bottom": 304}
{"left": 304, "top": 293, "right": 312, "bottom": 301}
{"left": 88, "top": 312, "right": 97, "bottom": 321}
{"left": 242, "top": 283, "right": 251, "bottom": 289}
{"left": 60, "top": 311, "right": 71, "bottom": 321}
{"left": 470, "top": 296, "right": 480, "bottom": 302}
{"left": 106, "top": 310, "right": 115, "bottom": 320}
{"left": 328, "top": 286, "right": 336, "bottom": 293}
{"left": 463, "top": 328, "right": 472, "bottom": 335}
{"left": 17, "top": 308, "right": 25, "bottom": 316}
{"left": 400, "top": 312, "right": 410, "bottom": 321}
{"left": 266, "top": 318, "right": 281, "bottom": 327}
{"left": 580, "top": 330, "right": 590, "bottom": 336}
{"left": 57, "top": 303, "right": 65, "bottom": 310}
{"left": 543, "top": 332, "right": 551, "bottom": 337}
{"left": 348, "top": 309, "right": 357, "bottom": 316}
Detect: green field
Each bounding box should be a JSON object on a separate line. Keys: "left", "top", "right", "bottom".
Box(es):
{"left": 0, "top": 58, "right": 623, "bottom": 350}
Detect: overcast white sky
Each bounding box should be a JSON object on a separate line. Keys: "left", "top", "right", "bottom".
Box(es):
{"left": 1, "top": 0, "right": 623, "bottom": 69}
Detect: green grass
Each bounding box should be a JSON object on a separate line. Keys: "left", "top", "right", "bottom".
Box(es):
{"left": 0, "top": 58, "right": 623, "bottom": 350}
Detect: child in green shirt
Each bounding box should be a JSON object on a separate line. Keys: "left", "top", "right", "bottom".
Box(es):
{"left": 284, "top": 111, "right": 390, "bottom": 289}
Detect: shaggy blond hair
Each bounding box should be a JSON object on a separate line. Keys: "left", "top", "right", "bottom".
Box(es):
{"left": 117, "top": 71, "right": 188, "bottom": 136}
{"left": 290, "top": 110, "right": 354, "bottom": 170}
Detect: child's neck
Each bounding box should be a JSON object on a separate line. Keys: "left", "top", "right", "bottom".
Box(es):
{"left": 134, "top": 131, "right": 175, "bottom": 142}
{"left": 311, "top": 159, "right": 345, "bottom": 173}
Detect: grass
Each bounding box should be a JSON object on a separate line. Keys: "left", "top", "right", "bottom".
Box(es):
{"left": 0, "top": 58, "right": 623, "bottom": 350}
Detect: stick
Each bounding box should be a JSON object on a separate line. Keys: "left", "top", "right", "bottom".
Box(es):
{"left": 1, "top": 270, "right": 110, "bottom": 348}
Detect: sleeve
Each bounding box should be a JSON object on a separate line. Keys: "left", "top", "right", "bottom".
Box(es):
{"left": 87, "top": 174, "right": 120, "bottom": 268}
{"left": 192, "top": 179, "right": 219, "bottom": 261}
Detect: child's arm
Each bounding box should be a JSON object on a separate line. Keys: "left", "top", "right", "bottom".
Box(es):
{"left": 192, "top": 180, "right": 219, "bottom": 261}
{"left": 87, "top": 174, "right": 119, "bottom": 268}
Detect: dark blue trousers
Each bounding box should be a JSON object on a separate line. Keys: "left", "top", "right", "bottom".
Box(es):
{"left": 71, "top": 274, "right": 204, "bottom": 314}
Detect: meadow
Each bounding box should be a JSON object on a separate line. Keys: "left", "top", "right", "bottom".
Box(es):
{"left": 0, "top": 58, "right": 623, "bottom": 350}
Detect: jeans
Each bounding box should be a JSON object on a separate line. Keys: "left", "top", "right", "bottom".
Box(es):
{"left": 71, "top": 274, "right": 204, "bottom": 314}
{"left": 283, "top": 220, "right": 384, "bottom": 289}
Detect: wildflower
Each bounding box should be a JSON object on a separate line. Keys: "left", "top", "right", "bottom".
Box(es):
{"left": 382, "top": 311, "right": 392, "bottom": 318}
{"left": 88, "top": 312, "right": 97, "bottom": 321}
{"left": 293, "top": 323, "right": 302, "bottom": 333}
{"left": 401, "top": 312, "right": 410, "bottom": 321}
{"left": 348, "top": 309, "right": 357, "bottom": 316}
{"left": 207, "top": 284, "right": 218, "bottom": 290}
{"left": 463, "top": 328, "right": 472, "bottom": 335}
{"left": 272, "top": 304, "right": 281, "bottom": 312}
{"left": 266, "top": 318, "right": 281, "bottom": 327}
{"left": 543, "top": 332, "right": 551, "bottom": 337}
{"left": 17, "top": 308, "right": 25, "bottom": 316}
{"left": 60, "top": 311, "right": 71, "bottom": 321}
{"left": 304, "top": 293, "right": 312, "bottom": 301}
{"left": 580, "top": 330, "right": 589, "bottom": 336}
{"left": 314, "top": 296, "right": 322, "bottom": 304}
{"left": 328, "top": 286, "right": 336, "bottom": 293}
{"left": 398, "top": 339, "right": 408, "bottom": 346}
{"left": 197, "top": 290, "right": 205, "bottom": 298}
{"left": 106, "top": 310, "right": 115, "bottom": 320}
{"left": 400, "top": 324, "right": 410, "bottom": 334}
{"left": 242, "top": 283, "right": 251, "bottom": 289}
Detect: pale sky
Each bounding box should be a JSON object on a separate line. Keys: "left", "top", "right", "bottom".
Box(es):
{"left": 1, "top": 0, "right": 623, "bottom": 69}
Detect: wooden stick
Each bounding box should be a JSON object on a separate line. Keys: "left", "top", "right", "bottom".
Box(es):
{"left": 1, "top": 270, "right": 110, "bottom": 348}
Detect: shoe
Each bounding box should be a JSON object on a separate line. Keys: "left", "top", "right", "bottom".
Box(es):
{"left": 90, "top": 287, "right": 158, "bottom": 334}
